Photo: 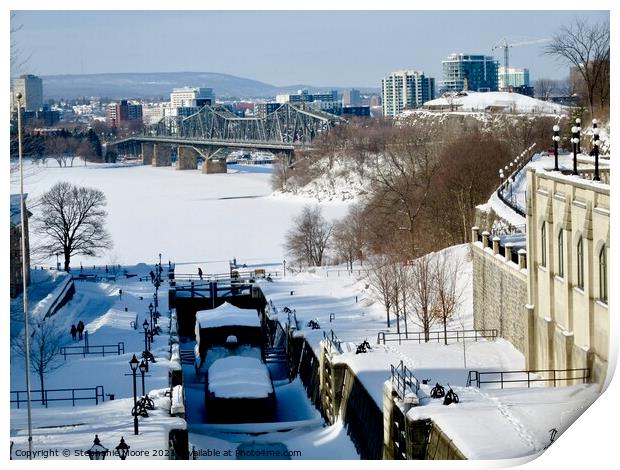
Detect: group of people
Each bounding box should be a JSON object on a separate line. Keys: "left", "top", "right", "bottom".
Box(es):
{"left": 70, "top": 321, "right": 85, "bottom": 341}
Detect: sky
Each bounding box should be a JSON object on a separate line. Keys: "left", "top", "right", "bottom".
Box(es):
{"left": 10, "top": 10, "right": 609, "bottom": 88}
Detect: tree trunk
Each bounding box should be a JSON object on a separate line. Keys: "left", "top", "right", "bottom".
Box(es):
{"left": 39, "top": 368, "right": 45, "bottom": 405}
{"left": 64, "top": 252, "right": 71, "bottom": 272}
{"left": 443, "top": 316, "right": 448, "bottom": 346}
{"left": 386, "top": 305, "right": 391, "bottom": 328}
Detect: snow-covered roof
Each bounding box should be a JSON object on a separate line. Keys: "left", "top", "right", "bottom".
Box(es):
{"left": 423, "top": 92, "right": 566, "bottom": 114}
{"left": 207, "top": 356, "right": 273, "bottom": 399}
{"left": 196, "top": 302, "right": 260, "bottom": 329}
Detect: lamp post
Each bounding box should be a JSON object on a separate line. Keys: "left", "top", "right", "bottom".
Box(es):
{"left": 139, "top": 359, "right": 147, "bottom": 396}
{"left": 575, "top": 118, "right": 582, "bottom": 154}
{"left": 149, "top": 303, "right": 154, "bottom": 332}
{"left": 129, "top": 355, "right": 139, "bottom": 435}
{"left": 593, "top": 120, "right": 600, "bottom": 181}
{"left": 115, "top": 437, "right": 130, "bottom": 461}
{"left": 16, "top": 92, "right": 34, "bottom": 458}
{"left": 283, "top": 259, "right": 286, "bottom": 278}
{"left": 86, "top": 434, "right": 109, "bottom": 460}
{"left": 159, "top": 253, "right": 162, "bottom": 268}
{"left": 143, "top": 319, "right": 150, "bottom": 354}
{"left": 499, "top": 169, "right": 504, "bottom": 186}
{"left": 571, "top": 126, "right": 579, "bottom": 175}
{"left": 56, "top": 252, "right": 60, "bottom": 270}
{"left": 553, "top": 125, "right": 560, "bottom": 171}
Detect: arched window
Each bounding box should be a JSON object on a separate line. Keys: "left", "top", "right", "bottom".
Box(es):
{"left": 541, "top": 222, "right": 546, "bottom": 267}
{"left": 577, "top": 236, "right": 584, "bottom": 289}
{"left": 599, "top": 245, "right": 607, "bottom": 302}
{"left": 558, "top": 229, "right": 564, "bottom": 278}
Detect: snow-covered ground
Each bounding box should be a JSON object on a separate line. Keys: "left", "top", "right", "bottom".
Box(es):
{"left": 12, "top": 160, "right": 350, "bottom": 272}
{"left": 9, "top": 159, "right": 607, "bottom": 461}
{"left": 421, "top": 91, "right": 567, "bottom": 114}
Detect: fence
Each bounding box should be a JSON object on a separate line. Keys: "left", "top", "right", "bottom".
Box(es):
{"left": 377, "top": 329, "right": 498, "bottom": 345}
{"left": 60, "top": 342, "right": 125, "bottom": 359}
{"left": 390, "top": 361, "right": 420, "bottom": 400}
{"left": 466, "top": 368, "right": 590, "bottom": 388}
{"left": 11, "top": 386, "right": 105, "bottom": 408}
{"left": 323, "top": 330, "right": 343, "bottom": 354}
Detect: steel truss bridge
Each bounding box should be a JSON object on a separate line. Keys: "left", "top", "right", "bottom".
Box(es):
{"left": 112, "top": 102, "right": 343, "bottom": 152}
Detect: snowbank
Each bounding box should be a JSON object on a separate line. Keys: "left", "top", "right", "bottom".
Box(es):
{"left": 207, "top": 356, "right": 273, "bottom": 399}
{"left": 422, "top": 91, "right": 566, "bottom": 114}
{"left": 196, "top": 302, "right": 260, "bottom": 329}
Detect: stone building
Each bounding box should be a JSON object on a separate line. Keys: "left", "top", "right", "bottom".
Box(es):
{"left": 10, "top": 194, "right": 31, "bottom": 298}
{"left": 472, "top": 165, "right": 610, "bottom": 386}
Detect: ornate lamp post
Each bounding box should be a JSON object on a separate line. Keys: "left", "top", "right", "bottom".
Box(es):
{"left": 129, "top": 355, "right": 139, "bottom": 435}
{"left": 575, "top": 117, "right": 582, "bottom": 154}
{"left": 148, "top": 302, "right": 154, "bottom": 333}
{"left": 139, "top": 359, "right": 147, "bottom": 396}
{"left": 553, "top": 125, "right": 560, "bottom": 171}
{"left": 86, "top": 435, "right": 109, "bottom": 460}
{"left": 115, "top": 437, "right": 130, "bottom": 460}
{"left": 571, "top": 126, "right": 579, "bottom": 175}
{"left": 143, "top": 319, "right": 150, "bottom": 353}
{"left": 593, "top": 120, "right": 601, "bottom": 181}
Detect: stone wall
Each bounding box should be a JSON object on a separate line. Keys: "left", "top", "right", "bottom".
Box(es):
{"left": 472, "top": 238, "right": 530, "bottom": 361}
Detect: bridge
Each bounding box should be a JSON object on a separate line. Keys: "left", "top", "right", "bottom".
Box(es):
{"left": 109, "top": 103, "right": 343, "bottom": 172}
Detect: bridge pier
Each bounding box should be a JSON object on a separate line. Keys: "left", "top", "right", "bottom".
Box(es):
{"left": 153, "top": 144, "right": 172, "bottom": 167}
{"left": 202, "top": 157, "right": 227, "bottom": 174}
{"left": 142, "top": 143, "right": 154, "bottom": 165}
{"left": 176, "top": 146, "right": 199, "bottom": 170}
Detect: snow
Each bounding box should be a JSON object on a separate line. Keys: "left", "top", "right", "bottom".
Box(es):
{"left": 407, "top": 383, "right": 599, "bottom": 460}
{"left": 485, "top": 150, "right": 611, "bottom": 228}
{"left": 422, "top": 91, "right": 567, "bottom": 114}
{"left": 196, "top": 302, "right": 261, "bottom": 329}
{"left": 207, "top": 356, "right": 273, "bottom": 399}
{"left": 13, "top": 160, "right": 351, "bottom": 272}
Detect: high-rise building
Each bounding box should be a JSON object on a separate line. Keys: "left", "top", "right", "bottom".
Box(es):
{"left": 440, "top": 54, "right": 499, "bottom": 93}
{"left": 381, "top": 70, "right": 435, "bottom": 117}
{"left": 170, "top": 87, "right": 214, "bottom": 108}
{"left": 498, "top": 66, "right": 530, "bottom": 89}
{"left": 254, "top": 102, "right": 281, "bottom": 118}
{"left": 342, "top": 89, "right": 361, "bottom": 106}
{"left": 13, "top": 74, "right": 43, "bottom": 111}
{"left": 106, "top": 100, "right": 143, "bottom": 127}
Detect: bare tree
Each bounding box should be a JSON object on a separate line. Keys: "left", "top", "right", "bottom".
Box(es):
{"left": 534, "top": 78, "right": 556, "bottom": 101}
{"left": 434, "top": 252, "right": 463, "bottom": 345}
{"left": 544, "top": 18, "right": 610, "bottom": 115}
{"left": 284, "top": 205, "right": 333, "bottom": 267}
{"left": 408, "top": 255, "right": 437, "bottom": 342}
{"left": 36, "top": 182, "right": 112, "bottom": 271}
{"left": 368, "top": 127, "right": 439, "bottom": 259}
{"left": 12, "top": 318, "right": 65, "bottom": 404}
{"left": 332, "top": 203, "right": 366, "bottom": 270}
{"left": 365, "top": 255, "right": 395, "bottom": 328}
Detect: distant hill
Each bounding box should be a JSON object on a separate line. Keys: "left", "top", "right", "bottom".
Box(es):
{"left": 40, "top": 71, "right": 379, "bottom": 100}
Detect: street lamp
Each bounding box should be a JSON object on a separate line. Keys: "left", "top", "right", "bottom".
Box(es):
{"left": 499, "top": 169, "right": 504, "bottom": 186}
{"left": 575, "top": 118, "right": 582, "bottom": 154}
{"left": 15, "top": 92, "right": 34, "bottom": 459}
{"left": 553, "top": 125, "right": 560, "bottom": 171}
{"left": 593, "top": 120, "right": 601, "bottom": 181}
{"left": 129, "top": 355, "right": 139, "bottom": 435}
{"left": 139, "top": 359, "right": 147, "bottom": 396}
{"left": 115, "top": 437, "right": 130, "bottom": 461}
{"left": 56, "top": 252, "right": 60, "bottom": 270}
{"left": 571, "top": 126, "right": 579, "bottom": 175}
{"left": 86, "top": 434, "right": 109, "bottom": 460}
{"left": 143, "top": 319, "right": 150, "bottom": 353}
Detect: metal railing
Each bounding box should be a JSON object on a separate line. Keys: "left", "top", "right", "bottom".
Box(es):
{"left": 377, "top": 329, "right": 498, "bottom": 345}
{"left": 60, "top": 342, "right": 125, "bottom": 359}
{"left": 466, "top": 368, "right": 590, "bottom": 388}
{"left": 390, "top": 361, "right": 420, "bottom": 400}
{"left": 11, "top": 386, "right": 105, "bottom": 408}
{"left": 323, "top": 330, "right": 343, "bottom": 354}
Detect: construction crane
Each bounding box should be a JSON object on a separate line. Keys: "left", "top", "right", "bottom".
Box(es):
{"left": 492, "top": 38, "right": 550, "bottom": 90}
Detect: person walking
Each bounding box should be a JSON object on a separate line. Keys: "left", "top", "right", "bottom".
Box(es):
{"left": 77, "top": 320, "right": 85, "bottom": 340}
{"left": 70, "top": 324, "right": 77, "bottom": 341}
{"left": 198, "top": 267, "right": 203, "bottom": 280}
{"left": 149, "top": 270, "right": 155, "bottom": 282}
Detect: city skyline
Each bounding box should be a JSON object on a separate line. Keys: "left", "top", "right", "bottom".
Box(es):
{"left": 12, "top": 10, "right": 609, "bottom": 88}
